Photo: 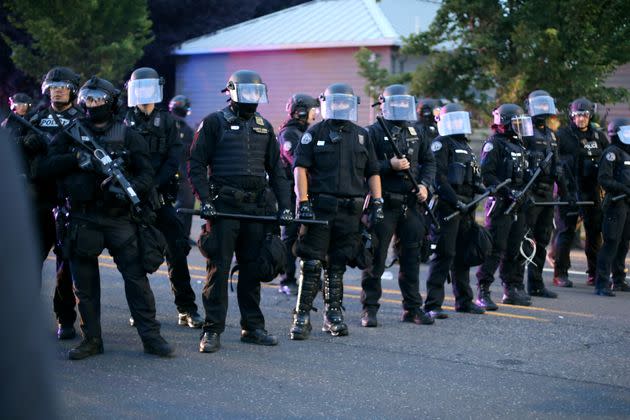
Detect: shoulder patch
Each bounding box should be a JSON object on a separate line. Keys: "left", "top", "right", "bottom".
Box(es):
{"left": 408, "top": 126, "right": 417, "bottom": 136}
{"left": 358, "top": 134, "right": 364, "bottom": 145}
{"left": 301, "top": 132, "right": 312, "bottom": 145}
{"left": 431, "top": 141, "right": 442, "bottom": 152}
{"left": 483, "top": 142, "right": 494, "bottom": 153}
{"left": 283, "top": 142, "right": 292, "bottom": 152}
{"left": 255, "top": 116, "right": 264, "bottom": 126}
{"left": 606, "top": 152, "right": 616, "bottom": 161}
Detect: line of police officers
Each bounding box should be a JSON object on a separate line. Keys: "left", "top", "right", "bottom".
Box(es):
{"left": 4, "top": 65, "right": 630, "bottom": 360}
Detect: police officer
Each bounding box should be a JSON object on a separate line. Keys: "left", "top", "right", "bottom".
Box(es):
{"left": 1, "top": 93, "right": 34, "bottom": 141}
{"left": 424, "top": 103, "right": 486, "bottom": 318}
{"left": 594, "top": 117, "right": 630, "bottom": 296}
{"left": 39, "top": 76, "right": 173, "bottom": 359}
{"left": 168, "top": 95, "right": 195, "bottom": 243}
{"left": 476, "top": 104, "right": 532, "bottom": 309}
{"left": 360, "top": 84, "right": 435, "bottom": 327}
{"left": 518, "top": 90, "right": 565, "bottom": 298}
{"left": 416, "top": 97, "right": 442, "bottom": 141}
{"left": 553, "top": 98, "right": 607, "bottom": 287}
{"left": 189, "top": 70, "right": 292, "bottom": 353}
{"left": 277, "top": 93, "right": 319, "bottom": 296}
{"left": 125, "top": 68, "right": 202, "bottom": 328}
{"left": 290, "top": 82, "right": 383, "bottom": 340}
{"left": 27, "top": 67, "right": 83, "bottom": 340}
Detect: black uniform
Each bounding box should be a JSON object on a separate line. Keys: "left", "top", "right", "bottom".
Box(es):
{"left": 361, "top": 120, "right": 435, "bottom": 314}
{"left": 475, "top": 133, "right": 529, "bottom": 299}
{"left": 188, "top": 107, "right": 290, "bottom": 334}
{"left": 519, "top": 126, "right": 564, "bottom": 294}
{"left": 125, "top": 107, "right": 198, "bottom": 316}
{"left": 28, "top": 105, "right": 83, "bottom": 331}
{"left": 425, "top": 134, "right": 484, "bottom": 312}
{"left": 595, "top": 145, "right": 630, "bottom": 292}
{"left": 554, "top": 123, "right": 607, "bottom": 283}
{"left": 172, "top": 115, "right": 195, "bottom": 239}
{"left": 277, "top": 118, "right": 306, "bottom": 288}
{"left": 39, "top": 119, "right": 163, "bottom": 343}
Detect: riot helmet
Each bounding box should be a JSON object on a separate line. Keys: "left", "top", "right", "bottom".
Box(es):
{"left": 435, "top": 103, "right": 471, "bottom": 136}
{"left": 41, "top": 67, "right": 80, "bottom": 104}
{"left": 569, "top": 97, "right": 595, "bottom": 130}
{"left": 608, "top": 117, "right": 630, "bottom": 145}
{"left": 319, "top": 83, "right": 360, "bottom": 122}
{"left": 127, "top": 67, "right": 164, "bottom": 107}
{"left": 492, "top": 103, "right": 533, "bottom": 138}
{"left": 525, "top": 89, "right": 556, "bottom": 118}
{"left": 416, "top": 98, "right": 442, "bottom": 125}
{"left": 222, "top": 70, "right": 268, "bottom": 104}
{"left": 378, "top": 84, "right": 417, "bottom": 122}
{"left": 286, "top": 93, "right": 319, "bottom": 120}
{"left": 9, "top": 93, "right": 33, "bottom": 116}
{"left": 78, "top": 76, "right": 120, "bottom": 124}
{"left": 169, "top": 95, "right": 191, "bottom": 118}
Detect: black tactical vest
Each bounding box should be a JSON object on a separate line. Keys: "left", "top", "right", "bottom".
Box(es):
{"left": 494, "top": 134, "right": 527, "bottom": 187}
{"left": 526, "top": 126, "right": 554, "bottom": 185}
{"left": 612, "top": 146, "right": 630, "bottom": 187}
{"left": 211, "top": 109, "right": 269, "bottom": 178}
{"left": 445, "top": 136, "right": 479, "bottom": 195}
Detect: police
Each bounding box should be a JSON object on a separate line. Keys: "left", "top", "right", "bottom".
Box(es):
{"left": 168, "top": 95, "right": 195, "bottom": 243}
{"left": 476, "top": 104, "right": 532, "bottom": 309}
{"left": 360, "top": 84, "right": 435, "bottom": 327}
{"left": 189, "top": 69, "right": 291, "bottom": 353}
{"left": 1, "top": 93, "right": 34, "bottom": 141}
{"left": 39, "top": 76, "right": 173, "bottom": 359}
{"left": 277, "top": 93, "right": 320, "bottom": 295}
{"left": 125, "top": 68, "right": 202, "bottom": 328}
{"left": 27, "top": 67, "right": 83, "bottom": 340}
{"left": 290, "top": 82, "right": 383, "bottom": 340}
{"left": 553, "top": 98, "right": 607, "bottom": 287}
{"left": 594, "top": 117, "right": 630, "bottom": 296}
{"left": 424, "top": 103, "right": 486, "bottom": 318}
{"left": 518, "top": 90, "right": 564, "bottom": 298}
{"left": 415, "top": 97, "right": 442, "bottom": 141}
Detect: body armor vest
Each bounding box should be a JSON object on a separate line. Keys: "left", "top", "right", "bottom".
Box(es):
{"left": 445, "top": 136, "right": 479, "bottom": 197}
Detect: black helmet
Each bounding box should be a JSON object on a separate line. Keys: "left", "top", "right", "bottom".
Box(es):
{"left": 416, "top": 97, "right": 442, "bottom": 123}
{"left": 379, "top": 84, "right": 408, "bottom": 102}
{"left": 286, "top": 93, "right": 319, "bottom": 118}
{"left": 493, "top": 103, "right": 533, "bottom": 137}
{"left": 436, "top": 103, "right": 471, "bottom": 136}
{"left": 608, "top": 117, "right": 630, "bottom": 145}
{"left": 493, "top": 103, "right": 524, "bottom": 126}
{"left": 525, "top": 89, "right": 556, "bottom": 117}
{"left": 569, "top": 97, "right": 595, "bottom": 118}
{"left": 78, "top": 77, "right": 120, "bottom": 108}
{"left": 320, "top": 83, "right": 360, "bottom": 121}
{"left": 378, "top": 84, "right": 416, "bottom": 122}
{"left": 222, "top": 70, "right": 268, "bottom": 104}
{"left": 9, "top": 93, "right": 33, "bottom": 109}
{"left": 41, "top": 66, "right": 81, "bottom": 99}
{"left": 127, "top": 67, "right": 164, "bottom": 107}
{"left": 169, "top": 95, "right": 191, "bottom": 118}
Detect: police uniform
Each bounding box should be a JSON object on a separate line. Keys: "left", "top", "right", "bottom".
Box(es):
{"left": 518, "top": 125, "right": 565, "bottom": 296}
{"left": 40, "top": 118, "right": 165, "bottom": 347}
{"left": 172, "top": 115, "right": 195, "bottom": 239}
{"left": 424, "top": 134, "right": 484, "bottom": 313}
{"left": 475, "top": 132, "right": 530, "bottom": 304}
{"left": 125, "top": 107, "right": 199, "bottom": 318}
{"left": 595, "top": 145, "right": 630, "bottom": 293}
{"left": 277, "top": 118, "right": 307, "bottom": 290}
{"left": 360, "top": 120, "right": 435, "bottom": 318}
{"left": 554, "top": 124, "right": 607, "bottom": 284}
{"left": 28, "top": 105, "right": 83, "bottom": 335}
{"left": 188, "top": 106, "right": 291, "bottom": 335}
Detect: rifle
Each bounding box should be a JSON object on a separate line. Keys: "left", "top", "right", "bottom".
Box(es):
{"left": 531, "top": 200, "right": 594, "bottom": 207}
{"left": 176, "top": 208, "right": 328, "bottom": 226}
{"left": 443, "top": 179, "right": 511, "bottom": 222}
{"left": 376, "top": 116, "right": 441, "bottom": 231}
{"left": 7, "top": 112, "right": 53, "bottom": 141}
{"left": 504, "top": 151, "right": 553, "bottom": 215}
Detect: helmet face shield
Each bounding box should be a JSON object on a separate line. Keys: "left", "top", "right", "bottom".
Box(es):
{"left": 321, "top": 93, "right": 358, "bottom": 121}
{"left": 570, "top": 110, "right": 591, "bottom": 119}
{"left": 127, "top": 78, "right": 163, "bottom": 107}
{"left": 617, "top": 125, "right": 630, "bottom": 145}
{"left": 230, "top": 83, "right": 268, "bottom": 104}
{"left": 42, "top": 80, "right": 74, "bottom": 95}
{"left": 382, "top": 95, "right": 417, "bottom": 121}
{"left": 528, "top": 95, "right": 556, "bottom": 116}
{"left": 78, "top": 88, "right": 112, "bottom": 107}
{"left": 511, "top": 115, "right": 534, "bottom": 137}
{"left": 437, "top": 111, "right": 472, "bottom": 136}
